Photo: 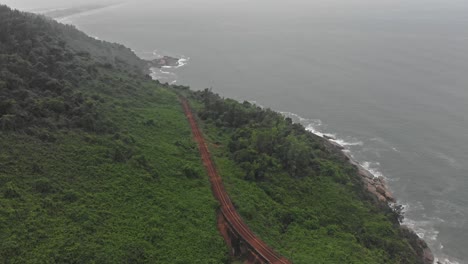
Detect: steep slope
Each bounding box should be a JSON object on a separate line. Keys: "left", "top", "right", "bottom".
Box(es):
{"left": 0, "top": 5, "right": 228, "bottom": 263}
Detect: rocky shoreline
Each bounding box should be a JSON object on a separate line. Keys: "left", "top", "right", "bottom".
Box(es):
{"left": 345, "top": 151, "right": 396, "bottom": 203}
{"left": 148, "top": 56, "right": 180, "bottom": 68}
{"left": 322, "top": 136, "right": 434, "bottom": 264}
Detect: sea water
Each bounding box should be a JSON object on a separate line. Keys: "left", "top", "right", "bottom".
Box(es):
{"left": 10, "top": 0, "right": 468, "bottom": 262}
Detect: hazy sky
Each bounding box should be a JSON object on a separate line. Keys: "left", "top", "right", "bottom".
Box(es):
{"left": 3, "top": 0, "right": 468, "bottom": 17}
{"left": 1, "top": 0, "right": 117, "bottom": 10}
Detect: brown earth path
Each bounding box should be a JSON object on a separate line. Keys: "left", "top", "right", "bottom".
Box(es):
{"left": 180, "top": 97, "right": 291, "bottom": 264}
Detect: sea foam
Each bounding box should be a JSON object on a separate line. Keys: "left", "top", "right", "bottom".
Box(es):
{"left": 275, "top": 107, "right": 462, "bottom": 263}
{"left": 145, "top": 50, "right": 190, "bottom": 83}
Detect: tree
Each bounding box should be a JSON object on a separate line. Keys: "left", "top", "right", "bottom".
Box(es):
{"left": 0, "top": 114, "right": 17, "bottom": 130}
{"left": 183, "top": 164, "right": 201, "bottom": 179}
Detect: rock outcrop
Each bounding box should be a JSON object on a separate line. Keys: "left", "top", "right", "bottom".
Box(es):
{"left": 364, "top": 175, "right": 396, "bottom": 203}
{"left": 339, "top": 146, "right": 396, "bottom": 203}
{"left": 149, "top": 56, "right": 179, "bottom": 68}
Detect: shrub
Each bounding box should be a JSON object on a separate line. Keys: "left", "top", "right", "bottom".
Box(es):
{"left": 4, "top": 182, "right": 21, "bottom": 198}
{"left": 62, "top": 190, "right": 79, "bottom": 203}
{"left": 183, "top": 164, "right": 201, "bottom": 179}
{"left": 112, "top": 144, "right": 134, "bottom": 163}
{"left": 33, "top": 178, "right": 55, "bottom": 194}
{"left": 0, "top": 114, "right": 17, "bottom": 130}
{"left": 143, "top": 119, "right": 155, "bottom": 126}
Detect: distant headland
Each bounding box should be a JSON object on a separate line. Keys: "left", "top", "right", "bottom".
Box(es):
{"left": 39, "top": 4, "right": 118, "bottom": 20}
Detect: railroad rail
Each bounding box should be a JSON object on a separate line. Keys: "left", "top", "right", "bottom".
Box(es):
{"left": 180, "top": 97, "right": 291, "bottom": 264}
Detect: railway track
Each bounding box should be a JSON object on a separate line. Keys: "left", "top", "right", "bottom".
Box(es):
{"left": 180, "top": 97, "right": 291, "bottom": 264}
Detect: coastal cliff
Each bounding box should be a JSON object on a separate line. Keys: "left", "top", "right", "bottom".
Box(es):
{"left": 0, "top": 4, "right": 434, "bottom": 263}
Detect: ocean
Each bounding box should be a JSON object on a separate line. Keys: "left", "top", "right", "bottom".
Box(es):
{"left": 10, "top": 0, "right": 468, "bottom": 262}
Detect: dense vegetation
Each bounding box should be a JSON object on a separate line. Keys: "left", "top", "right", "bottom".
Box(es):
{"left": 0, "top": 5, "right": 228, "bottom": 263}
{"left": 0, "top": 5, "right": 147, "bottom": 133}
{"left": 1, "top": 4, "right": 425, "bottom": 263}
{"left": 187, "top": 88, "right": 426, "bottom": 263}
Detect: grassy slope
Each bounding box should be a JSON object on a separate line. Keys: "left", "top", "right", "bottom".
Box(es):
{"left": 0, "top": 70, "right": 228, "bottom": 263}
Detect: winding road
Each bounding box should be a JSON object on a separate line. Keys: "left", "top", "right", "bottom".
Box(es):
{"left": 180, "top": 97, "right": 291, "bottom": 264}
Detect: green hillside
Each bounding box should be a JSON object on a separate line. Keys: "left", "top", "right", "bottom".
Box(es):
{"left": 0, "top": 5, "right": 227, "bottom": 263}
{"left": 185, "top": 89, "right": 427, "bottom": 263}
{"left": 0, "top": 5, "right": 428, "bottom": 263}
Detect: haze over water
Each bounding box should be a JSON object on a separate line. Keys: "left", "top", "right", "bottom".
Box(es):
{"left": 6, "top": 0, "right": 468, "bottom": 262}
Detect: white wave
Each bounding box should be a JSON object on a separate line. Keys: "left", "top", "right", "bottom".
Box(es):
{"left": 145, "top": 51, "right": 190, "bottom": 85}
{"left": 160, "top": 70, "right": 175, "bottom": 75}
{"left": 305, "top": 125, "right": 363, "bottom": 149}
{"left": 403, "top": 218, "right": 439, "bottom": 241}
{"left": 57, "top": 17, "right": 73, "bottom": 25}
{"left": 274, "top": 107, "right": 465, "bottom": 264}
{"left": 304, "top": 124, "right": 325, "bottom": 137}
{"left": 361, "top": 161, "right": 385, "bottom": 178}
{"left": 369, "top": 137, "right": 400, "bottom": 153}
{"left": 248, "top": 101, "right": 265, "bottom": 109}
{"left": 149, "top": 67, "right": 179, "bottom": 84}
{"left": 176, "top": 57, "right": 190, "bottom": 68}
{"left": 280, "top": 111, "right": 319, "bottom": 124}
{"left": 401, "top": 202, "right": 464, "bottom": 264}
{"left": 149, "top": 67, "right": 158, "bottom": 74}
{"left": 401, "top": 200, "right": 464, "bottom": 264}
{"left": 148, "top": 50, "right": 190, "bottom": 69}
{"left": 267, "top": 105, "right": 466, "bottom": 264}
{"left": 435, "top": 257, "right": 461, "bottom": 264}
{"left": 279, "top": 110, "right": 364, "bottom": 149}
{"left": 158, "top": 57, "right": 190, "bottom": 70}
{"left": 330, "top": 138, "right": 363, "bottom": 147}
{"left": 149, "top": 68, "right": 166, "bottom": 79}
